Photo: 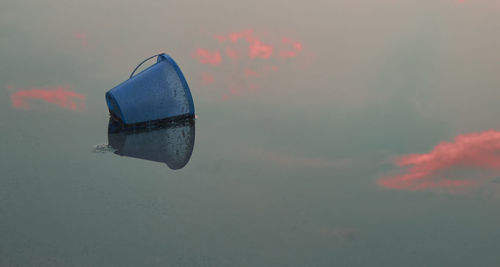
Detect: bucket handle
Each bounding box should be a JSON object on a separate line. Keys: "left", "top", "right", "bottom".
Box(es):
{"left": 129, "top": 53, "right": 164, "bottom": 79}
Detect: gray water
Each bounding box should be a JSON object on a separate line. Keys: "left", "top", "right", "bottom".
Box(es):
{"left": 2, "top": 0, "right": 500, "bottom": 266}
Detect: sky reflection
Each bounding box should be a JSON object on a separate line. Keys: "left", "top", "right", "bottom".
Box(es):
{"left": 250, "top": 148, "right": 352, "bottom": 169}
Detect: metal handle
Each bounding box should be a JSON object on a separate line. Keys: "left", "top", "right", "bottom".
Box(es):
{"left": 129, "top": 53, "right": 164, "bottom": 79}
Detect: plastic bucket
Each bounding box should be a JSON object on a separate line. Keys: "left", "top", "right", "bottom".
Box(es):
{"left": 106, "top": 53, "right": 195, "bottom": 125}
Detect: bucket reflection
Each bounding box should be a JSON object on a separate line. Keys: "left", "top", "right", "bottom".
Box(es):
{"left": 107, "top": 118, "right": 195, "bottom": 169}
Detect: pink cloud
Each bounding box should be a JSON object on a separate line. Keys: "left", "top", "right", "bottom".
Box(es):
{"left": 248, "top": 40, "right": 273, "bottom": 59}
{"left": 11, "top": 86, "right": 86, "bottom": 111}
{"left": 212, "top": 29, "right": 274, "bottom": 59}
{"left": 279, "top": 39, "right": 303, "bottom": 58}
{"left": 378, "top": 130, "right": 500, "bottom": 191}
{"left": 192, "top": 48, "right": 222, "bottom": 66}
{"left": 200, "top": 29, "right": 306, "bottom": 64}
{"left": 194, "top": 29, "right": 310, "bottom": 100}
{"left": 228, "top": 29, "right": 254, "bottom": 43}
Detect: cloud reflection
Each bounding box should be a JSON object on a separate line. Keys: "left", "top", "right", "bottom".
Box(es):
{"left": 279, "top": 37, "right": 303, "bottom": 58}
{"left": 193, "top": 28, "right": 306, "bottom": 100}
{"left": 378, "top": 130, "right": 500, "bottom": 191}
{"left": 248, "top": 40, "right": 273, "bottom": 59}
{"left": 192, "top": 48, "right": 222, "bottom": 66}
{"left": 11, "top": 86, "right": 86, "bottom": 111}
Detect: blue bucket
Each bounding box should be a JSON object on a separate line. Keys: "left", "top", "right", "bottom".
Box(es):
{"left": 106, "top": 53, "right": 195, "bottom": 125}
{"left": 108, "top": 118, "right": 195, "bottom": 169}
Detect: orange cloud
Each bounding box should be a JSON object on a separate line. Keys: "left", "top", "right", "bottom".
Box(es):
{"left": 11, "top": 86, "right": 86, "bottom": 111}
{"left": 378, "top": 130, "right": 500, "bottom": 191}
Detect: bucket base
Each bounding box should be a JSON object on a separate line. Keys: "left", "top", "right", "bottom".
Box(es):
{"left": 109, "top": 112, "right": 195, "bottom": 131}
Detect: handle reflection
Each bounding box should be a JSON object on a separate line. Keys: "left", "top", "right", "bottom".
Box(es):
{"left": 107, "top": 118, "right": 195, "bottom": 169}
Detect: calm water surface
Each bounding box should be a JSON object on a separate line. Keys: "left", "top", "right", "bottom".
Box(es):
{"left": 2, "top": 0, "right": 500, "bottom": 266}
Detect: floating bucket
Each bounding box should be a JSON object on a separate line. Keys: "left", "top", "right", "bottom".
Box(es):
{"left": 108, "top": 118, "right": 195, "bottom": 169}
{"left": 106, "top": 53, "right": 195, "bottom": 125}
